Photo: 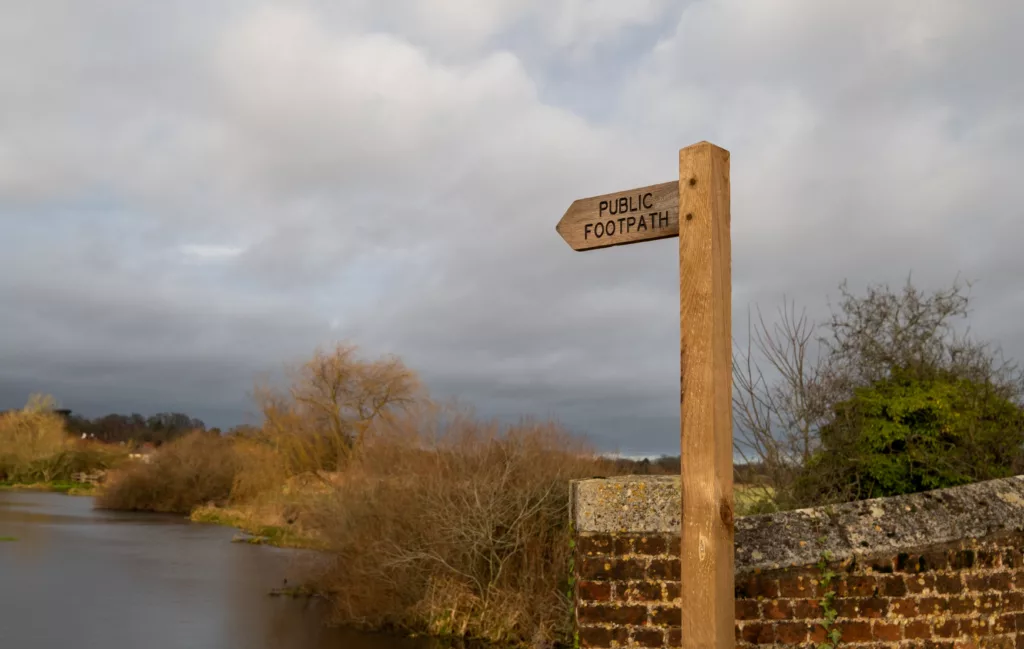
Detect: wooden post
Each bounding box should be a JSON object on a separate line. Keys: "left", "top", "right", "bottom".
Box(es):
{"left": 554, "top": 139, "right": 733, "bottom": 649}
{"left": 678, "top": 141, "right": 733, "bottom": 649}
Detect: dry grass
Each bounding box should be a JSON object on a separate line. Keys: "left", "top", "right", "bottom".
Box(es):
{"left": 305, "top": 403, "right": 600, "bottom": 648}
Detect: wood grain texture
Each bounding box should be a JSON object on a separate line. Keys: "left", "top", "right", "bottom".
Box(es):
{"left": 556, "top": 181, "right": 678, "bottom": 251}
{"left": 678, "top": 141, "right": 733, "bottom": 649}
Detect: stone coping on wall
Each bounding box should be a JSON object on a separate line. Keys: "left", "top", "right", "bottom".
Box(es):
{"left": 570, "top": 474, "right": 1024, "bottom": 574}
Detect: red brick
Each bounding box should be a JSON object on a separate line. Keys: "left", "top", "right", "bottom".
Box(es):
{"left": 809, "top": 625, "right": 828, "bottom": 644}
{"left": 578, "top": 604, "right": 648, "bottom": 626}
{"left": 635, "top": 535, "right": 668, "bottom": 556}
{"left": 631, "top": 627, "right": 664, "bottom": 647}
{"left": 978, "top": 573, "right": 1013, "bottom": 592}
{"left": 775, "top": 622, "right": 809, "bottom": 644}
{"left": 739, "top": 623, "right": 773, "bottom": 645}
{"left": 879, "top": 574, "right": 909, "bottom": 597}
{"left": 960, "top": 617, "right": 986, "bottom": 636}
{"left": 967, "top": 573, "right": 1000, "bottom": 592}
{"left": 947, "top": 595, "right": 977, "bottom": 615}
{"left": 649, "top": 606, "right": 681, "bottom": 627}
{"left": 980, "top": 636, "right": 1016, "bottom": 649}
{"left": 951, "top": 549, "right": 977, "bottom": 570}
{"left": 579, "top": 625, "right": 629, "bottom": 648}
{"left": 921, "top": 550, "right": 951, "bottom": 572}
{"left": 835, "top": 597, "right": 861, "bottom": 618}
{"left": 735, "top": 576, "right": 779, "bottom": 599}
{"left": 615, "top": 581, "right": 662, "bottom": 602}
{"left": 612, "top": 536, "right": 633, "bottom": 555}
{"left": 873, "top": 621, "right": 903, "bottom": 641}
{"left": 666, "top": 534, "right": 680, "bottom": 556}
{"left": 646, "top": 558, "right": 680, "bottom": 580}
{"left": 891, "top": 597, "right": 919, "bottom": 617}
{"left": 933, "top": 619, "right": 959, "bottom": 638}
{"left": 735, "top": 599, "right": 759, "bottom": 620}
{"left": 907, "top": 574, "right": 937, "bottom": 594}
{"left": 793, "top": 598, "right": 822, "bottom": 619}
{"left": 834, "top": 596, "right": 887, "bottom": 619}
{"left": 578, "top": 581, "right": 612, "bottom": 602}
{"left": 580, "top": 557, "right": 644, "bottom": 581}
{"left": 979, "top": 592, "right": 1001, "bottom": 611}
{"left": 934, "top": 574, "right": 965, "bottom": 594}
{"left": 975, "top": 549, "right": 1001, "bottom": 569}
{"left": 995, "top": 612, "right": 1017, "bottom": 634}
{"left": 918, "top": 596, "right": 949, "bottom": 615}
{"left": 763, "top": 599, "right": 793, "bottom": 620}
{"left": 837, "top": 575, "right": 878, "bottom": 597}
{"left": 1003, "top": 591, "right": 1024, "bottom": 611}
{"left": 924, "top": 641, "right": 956, "bottom": 649}
{"left": 1002, "top": 548, "right": 1022, "bottom": 569}
{"left": 838, "top": 621, "right": 872, "bottom": 643}
{"left": 664, "top": 581, "right": 680, "bottom": 601}
{"left": 778, "top": 575, "right": 815, "bottom": 598}
{"left": 666, "top": 628, "right": 681, "bottom": 646}
{"left": 858, "top": 597, "right": 888, "bottom": 618}
{"left": 578, "top": 535, "right": 614, "bottom": 556}
{"left": 906, "top": 620, "right": 933, "bottom": 640}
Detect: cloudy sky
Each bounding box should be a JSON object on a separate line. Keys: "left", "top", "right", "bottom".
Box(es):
{"left": 2, "top": 1, "right": 1022, "bottom": 455}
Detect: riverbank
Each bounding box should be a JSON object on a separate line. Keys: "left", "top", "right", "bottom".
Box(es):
{"left": 190, "top": 504, "right": 327, "bottom": 550}
{"left": 0, "top": 480, "right": 96, "bottom": 495}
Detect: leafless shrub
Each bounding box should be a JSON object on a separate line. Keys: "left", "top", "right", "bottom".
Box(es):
{"left": 95, "top": 430, "right": 240, "bottom": 513}
{"left": 0, "top": 394, "right": 67, "bottom": 476}
{"left": 307, "top": 401, "right": 599, "bottom": 647}
{"left": 229, "top": 437, "right": 289, "bottom": 504}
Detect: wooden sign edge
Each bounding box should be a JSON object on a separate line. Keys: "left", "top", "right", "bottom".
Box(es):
{"left": 555, "top": 180, "right": 681, "bottom": 252}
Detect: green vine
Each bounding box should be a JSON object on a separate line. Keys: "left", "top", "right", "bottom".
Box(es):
{"left": 816, "top": 550, "right": 842, "bottom": 649}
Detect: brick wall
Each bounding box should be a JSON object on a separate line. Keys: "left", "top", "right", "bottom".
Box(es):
{"left": 571, "top": 475, "right": 1024, "bottom": 649}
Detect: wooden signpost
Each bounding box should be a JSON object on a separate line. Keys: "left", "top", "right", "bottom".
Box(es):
{"left": 557, "top": 141, "right": 734, "bottom": 649}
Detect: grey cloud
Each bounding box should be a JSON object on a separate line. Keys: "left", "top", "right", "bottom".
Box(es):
{"left": 2, "top": 1, "right": 1023, "bottom": 456}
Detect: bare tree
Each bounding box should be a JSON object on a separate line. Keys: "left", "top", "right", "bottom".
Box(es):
{"left": 732, "top": 299, "right": 833, "bottom": 509}
{"left": 254, "top": 343, "right": 424, "bottom": 479}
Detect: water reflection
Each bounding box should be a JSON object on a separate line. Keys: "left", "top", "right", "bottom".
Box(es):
{"left": 0, "top": 491, "right": 437, "bottom": 649}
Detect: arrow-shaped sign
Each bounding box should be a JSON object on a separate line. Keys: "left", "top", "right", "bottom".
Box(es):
{"left": 555, "top": 180, "right": 679, "bottom": 251}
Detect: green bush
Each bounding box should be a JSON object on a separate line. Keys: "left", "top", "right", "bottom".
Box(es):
{"left": 795, "top": 368, "right": 1024, "bottom": 503}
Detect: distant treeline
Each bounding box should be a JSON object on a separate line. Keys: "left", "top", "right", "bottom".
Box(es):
{"left": 602, "top": 455, "right": 766, "bottom": 484}
{"left": 26, "top": 410, "right": 213, "bottom": 445}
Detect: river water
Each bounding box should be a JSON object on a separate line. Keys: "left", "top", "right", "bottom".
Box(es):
{"left": 0, "top": 491, "right": 434, "bottom": 649}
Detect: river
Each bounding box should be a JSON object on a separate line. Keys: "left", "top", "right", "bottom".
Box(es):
{"left": 0, "top": 491, "right": 436, "bottom": 649}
